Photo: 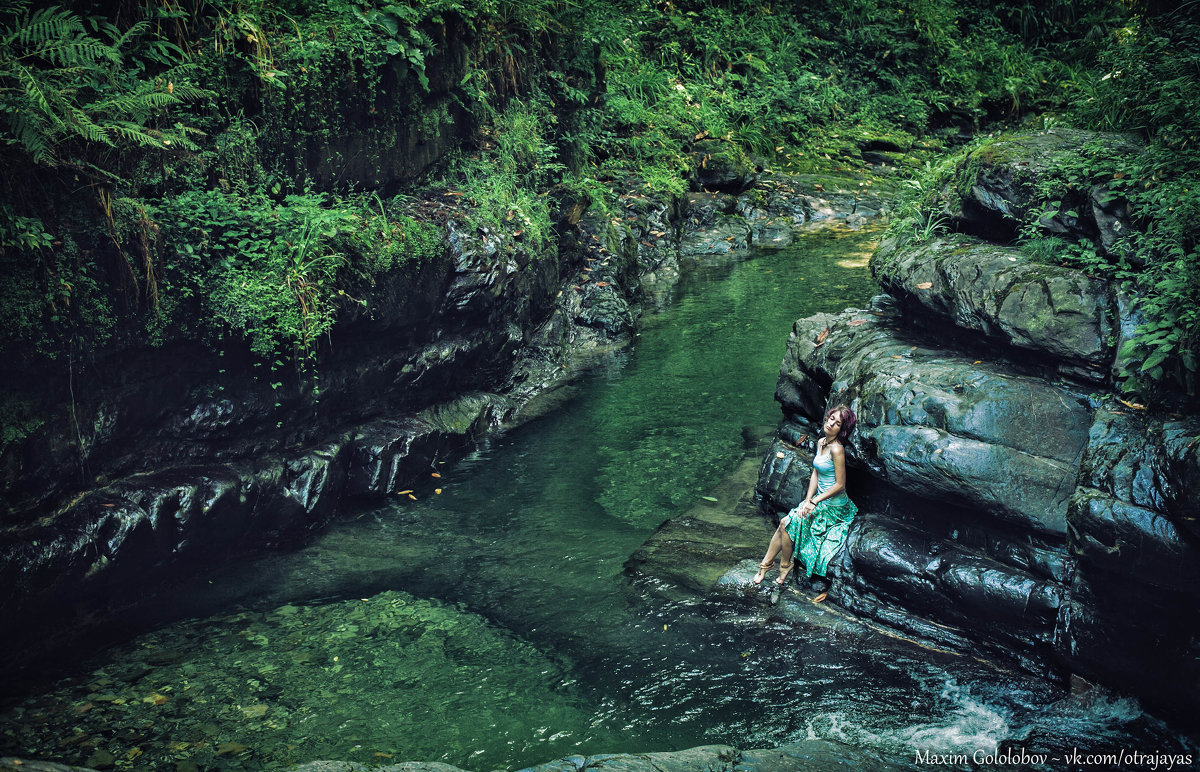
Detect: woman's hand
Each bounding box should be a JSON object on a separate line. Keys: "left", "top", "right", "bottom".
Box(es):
{"left": 799, "top": 499, "right": 816, "bottom": 517}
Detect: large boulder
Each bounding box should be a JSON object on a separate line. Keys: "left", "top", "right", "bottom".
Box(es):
{"left": 871, "top": 234, "right": 1114, "bottom": 373}
{"left": 939, "top": 128, "right": 1142, "bottom": 250}
{"left": 775, "top": 302, "right": 1092, "bottom": 536}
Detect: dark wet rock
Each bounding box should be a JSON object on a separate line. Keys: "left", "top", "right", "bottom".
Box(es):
{"left": 1052, "top": 567, "right": 1200, "bottom": 724}
{"left": 941, "top": 128, "right": 1142, "bottom": 246}
{"left": 679, "top": 193, "right": 751, "bottom": 258}
{"left": 748, "top": 217, "right": 795, "bottom": 249}
{"left": 839, "top": 514, "right": 1063, "bottom": 669}
{"left": 871, "top": 234, "right": 1114, "bottom": 372}
{"left": 775, "top": 306, "right": 1091, "bottom": 536}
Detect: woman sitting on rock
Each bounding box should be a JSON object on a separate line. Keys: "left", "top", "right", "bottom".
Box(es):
{"left": 753, "top": 404, "right": 859, "bottom": 600}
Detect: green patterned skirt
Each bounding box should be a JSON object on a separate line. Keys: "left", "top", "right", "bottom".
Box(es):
{"left": 785, "top": 493, "right": 858, "bottom": 578}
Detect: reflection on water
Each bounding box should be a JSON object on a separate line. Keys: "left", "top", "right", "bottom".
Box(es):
{"left": 1, "top": 225, "right": 1195, "bottom": 770}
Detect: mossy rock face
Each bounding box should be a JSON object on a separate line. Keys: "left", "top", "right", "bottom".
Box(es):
{"left": 944, "top": 128, "right": 1142, "bottom": 244}
{"left": 688, "top": 139, "right": 759, "bottom": 193}
{"left": 870, "top": 233, "right": 1114, "bottom": 371}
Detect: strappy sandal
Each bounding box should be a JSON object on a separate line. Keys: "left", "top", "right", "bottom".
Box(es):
{"left": 752, "top": 560, "right": 773, "bottom": 585}
{"left": 775, "top": 559, "right": 794, "bottom": 586}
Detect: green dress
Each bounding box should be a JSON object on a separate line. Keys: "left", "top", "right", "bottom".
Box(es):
{"left": 785, "top": 449, "right": 857, "bottom": 578}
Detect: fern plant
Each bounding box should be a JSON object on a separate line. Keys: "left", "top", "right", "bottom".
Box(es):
{"left": 0, "top": 2, "right": 207, "bottom": 171}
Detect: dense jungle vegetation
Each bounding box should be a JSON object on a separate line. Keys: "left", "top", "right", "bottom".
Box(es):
{"left": 1, "top": 0, "right": 1198, "bottom": 455}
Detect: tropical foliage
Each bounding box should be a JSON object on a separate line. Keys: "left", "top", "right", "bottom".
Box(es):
{"left": 0, "top": 0, "right": 1196, "bottom": 405}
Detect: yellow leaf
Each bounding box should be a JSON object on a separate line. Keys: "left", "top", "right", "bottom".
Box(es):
{"left": 434, "top": 488, "right": 443, "bottom": 494}
{"left": 407, "top": 494, "right": 417, "bottom": 500}
{"left": 396, "top": 489, "right": 413, "bottom": 495}
{"left": 973, "top": 360, "right": 982, "bottom": 364}
{"left": 431, "top": 472, "right": 441, "bottom": 478}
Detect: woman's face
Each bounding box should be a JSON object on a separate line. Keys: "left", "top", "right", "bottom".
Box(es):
{"left": 823, "top": 412, "right": 843, "bottom": 438}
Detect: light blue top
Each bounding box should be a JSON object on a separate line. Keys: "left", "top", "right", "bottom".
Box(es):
{"left": 813, "top": 450, "right": 842, "bottom": 498}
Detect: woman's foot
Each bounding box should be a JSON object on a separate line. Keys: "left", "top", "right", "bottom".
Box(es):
{"left": 775, "top": 560, "right": 794, "bottom": 586}
{"left": 752, "top": 561, "right": 773, "bottom": 585}
{"left": 811, "top": 576, "right": 831, "bottom": 602}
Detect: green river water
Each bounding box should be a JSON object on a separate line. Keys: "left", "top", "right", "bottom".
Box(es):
{"left": 1, "top": 225, "right": 1195, "bottom": 771}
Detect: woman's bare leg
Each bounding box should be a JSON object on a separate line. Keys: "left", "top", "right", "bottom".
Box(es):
{"left": 753, "top": 516, "right": 792, "bottom": 584}
{"left": 777, "top": 526, "right": 795, "bottom": 585}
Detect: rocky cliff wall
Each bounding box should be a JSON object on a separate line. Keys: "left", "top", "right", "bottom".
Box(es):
{"left": 756, "top": 129, "right": 1200, "bottom": 724}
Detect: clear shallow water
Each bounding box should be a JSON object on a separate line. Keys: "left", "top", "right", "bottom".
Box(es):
{"left": 1, "top": 225, "right": 1195, "bottom": 771}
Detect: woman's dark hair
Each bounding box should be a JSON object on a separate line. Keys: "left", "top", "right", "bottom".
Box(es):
{"left": 826, "top": 404, "right": 856, "bottom": 442}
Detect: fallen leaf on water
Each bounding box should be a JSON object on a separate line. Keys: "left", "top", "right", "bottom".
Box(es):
{"left": 434, "top": 488, "right": 442, "bottom": 494}
{"left": 396, "top": 489, "right": 413, "bottom": 495}
{"left": 407, "top": 494, "right": 417, "bottom": 500}
{"left": 431, "top": 472, "right": 441, "bottom": 478}
{"left": 847, "top": 319, "right": 866, "bottom": 326}
{"left": 700, "top": 496, "right": 719, "bottom": 502}
{"left": 915, "top": 281, "right": 933, "bottom": 290}
{"left": 973, "top": 360, "right": 982, "bottom": 364}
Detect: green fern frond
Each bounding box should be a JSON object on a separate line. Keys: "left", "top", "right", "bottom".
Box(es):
{"left": 110, "top": 19, "right": 149, "bottom": 52}
{"left": 30, "top": 38, "right": 120, "bottom": 67}
{"left": 13, "top": 7, "right": 83, "bottom": 48}
{"left": 11, "top": 64, "right": 63, "bottom": 128}
{"left": 105, "top": 121, "right": 162, "bottom": 147}
{"left": 91, "top": 90, "right": 178, "bottom": 118}
{"left": 67, "top": 107, "right": 113, "bottom": 144}
{"left": 6, "top": 111, "right": 55, "bottom": 165}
